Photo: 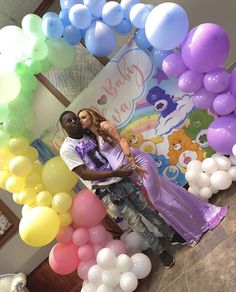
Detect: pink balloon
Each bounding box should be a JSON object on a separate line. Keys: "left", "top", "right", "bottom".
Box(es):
{"left": 73, "top": 227, "right": 90, "bottom": 246}
{"left": 56, "top": 226, "right": 73, "bottom": 243}
{"left": 78, "top": 243, "right": 94, "bottom": 261}
{"left": 178, "top": 70, "right": 203, "bottom": 93}
{"left": 106, "top": 239, "right": 128, "bottom": 256}
{"left": 77, "top": 259, "right": 96, "bottom": 280}
{"left": 204, "top": 68, "right": 230, "bottom": 93}
{"left": 89, "top": 224, "right": 107, "bottom": 244}
{"left": 162, "top": 53, "right": 187, "bottom": 77}
{"left": 93, "top": 243, "right": 103, "bottom": 256}
{"left": 71, "top": 189, "right": 106, "bottom": 227}
{"left": 102, "top": 232, "right": 114, "bottom": 245}
{"left": 49, "top": 242, "right": 79, "bottom": 275}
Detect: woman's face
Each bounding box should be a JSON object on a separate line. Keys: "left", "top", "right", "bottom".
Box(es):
{"left": 78, "top": 110, "right": 93, "bottom": 129}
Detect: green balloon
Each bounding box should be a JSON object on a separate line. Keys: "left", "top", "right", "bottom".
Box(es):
{"left": 47, "top": 38, "right": 76, "bottom": 68}
{"left": 29, "top": 39, "right": 48, "bottom": 61}
{"left": 20, "top": 73, "right": 38, "bottom": 92}
{"left": 15, "top": 62, "right": 27, "bottom": 75}
{"left": 40, "top": 58, "right": 53, "bottom": 73}
{"left": 8, "top": 96, "right": 31, "bottom": 117}
{"left": 0, "top": 104, "right": 9, "bottom": 123}
{"left": 0, "top": 130, "right": 10, "bottom": 148}
{"left": 22, "top": 14, "right": 45, "bottom": 40}
{"left": 25, "top": 59, "right": 42, "bottom": 74}
{"left": 3, "top": 117, "right": 26, "bottom": 136}
{"left": 24, "top": 109, "right": 37, "bottom": 129}
{"left": 0, "top": 70, "right": 21, "bottom": 104}
{"left": 15, "top": 128, "right": 34, "bottom": 143}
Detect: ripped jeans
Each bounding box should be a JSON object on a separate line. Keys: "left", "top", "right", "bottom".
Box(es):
{"left": 96, "top": 178, "right": 174, "bottom": 255}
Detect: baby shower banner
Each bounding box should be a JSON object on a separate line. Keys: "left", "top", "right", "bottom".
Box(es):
{"left": 40, "top": 39, "right": 215, "bottom": 186}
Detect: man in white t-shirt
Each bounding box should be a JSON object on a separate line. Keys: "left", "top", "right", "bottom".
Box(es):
{"left": 60, "top": 111, "right": 186, "bottom": 268}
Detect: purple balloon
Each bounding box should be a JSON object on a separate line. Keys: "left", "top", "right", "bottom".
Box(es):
{"left": 162, "top": 53, "right": 187, "bottom": 77}
{"left": 207, "top": 114, "right": 236, "bottom": 155}
{"left": 229, "top": 68, "right": 236, "bottom": 96}
{"left": 204, "top": 68, "right": 230, "bottom": 93}
{"left": 213, "top": 93, "right": 236, "bottom": 116}
{"left": 192, "top": 87, "right": 217, "bottom": 109}
{"left": 181, "top": 23, "right": 230, "bottom": 73}
{"left": 178, "top": 70, "right": 203, "bottom": 93}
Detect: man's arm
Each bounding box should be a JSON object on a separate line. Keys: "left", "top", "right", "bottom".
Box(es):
{"left": 72, "top": 164, "right": 131, "bottom": 181}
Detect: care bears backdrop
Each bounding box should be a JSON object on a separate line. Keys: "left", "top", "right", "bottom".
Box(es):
{"left": 40, "top": 38, "right": 215, "bottom": 186}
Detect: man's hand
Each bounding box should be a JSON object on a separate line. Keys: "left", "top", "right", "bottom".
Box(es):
{"left": 113, "top": 168, "right": 132, "bottom": 177}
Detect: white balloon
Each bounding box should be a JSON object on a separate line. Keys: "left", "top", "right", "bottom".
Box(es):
{"left": 97, "top": 248, "right": 117, "bottom": 270}
{"left": 88, "top": 265, "right": 103, "bottom": 286}
{"left": 120, "top": 231, "right": 129, "bottom": 242}
{"left": 102, "top": 269, "right": 121, "bottom": 288}
{"left": 131, "top": 253, "right": 152, "bottom": 279}
{"left": 116, "top": 254, "right": 132, "bottom": 273}
{"left": 228, "top": 166, "right": 236, "bottom": 181}
{"left": 188, "top": 185, "right": 200, "bottom": 196}
{"left": 82, "top": 282, "right": 97, "bottom": 292}
{"left": 232, "top": 144, "right": 236, "bottom": 157}
{"left": 187, "top": 160, "right": 202, "bottom": 171}
{"left": 211, "top": 153, "right": 223, "bottom": 159}
{"left": 113, "top": 286, "right": 123, "bottom": 292}
{"left": 201, "top": 158, "right": 219, "bottom": 174}
{"left": 96, "top": 284, "right": 113, "bottom": 292}
{"left": 229, "top": 155, "right": 236, "bottom": 166}
{"left": 211, "top": 186, "right": 219, "bottom": 195}
{"left": 199, "top": 187, "right": 212, "bottom": 200}
{"left": 185, "top": 170, "right": 200, "bottom": 183}
{"left": 210, "top": 171, "right": 232, "bottom": 190}
{"left": 119, "top": 272, "right": 138, "bottom": 292}
{"left": 198, "top": 173, "right": 211, "bottom": 187}
{"left": 125, "top": 232, "right": 143, "bottom": 251}
{"left": 214, "top": 156, "right": 231, "bottom": 171}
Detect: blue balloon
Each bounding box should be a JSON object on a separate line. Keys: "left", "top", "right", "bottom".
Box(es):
{"left": 84, "top": 0, "right": 106, "bottom": 18}
{"left": 80, "top": 29, "right": 87, "bottom": 39}
{"left": 69, "top": 4, "right": 92, "bottom": 30}
{"left": 134, "top": 29, "right": 151, "bottom": 50}
{"left": 43, "top": 12, "right": 59, "bottom": 20}
{"left": 60, "top": 0, "right": 83, "bottom": 10}
{"left": 114, "top": 18, "right": 132, "bottom": 35}
{"left": 120, "top": 0, "right": 140, "bottom": 19}
{"left": 59, "top": 9, "right": 71, "bottom": 26}
{"left": 85, "top": 21, "right": 116, "bottom": 57}
{"left": 145, "top": 3, "right": 189, "bottom": 50}
{"left": 102, "top": 2, "right": 124, "bottom": 26}
{"left": 150, "top": 48, "right": 172, "bottom": 68}
{"left": 63, "top": 25, "right": 81, "bottom": 45}
{"left": 42, "top": 15, "right": 64, "bottom": 39}
{"left": 130, "top": 3, "right": 151, "bottom": 28}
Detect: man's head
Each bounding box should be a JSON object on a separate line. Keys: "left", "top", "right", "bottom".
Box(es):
{"left": 59, "top": 111, "right": 83, "bottom": 138}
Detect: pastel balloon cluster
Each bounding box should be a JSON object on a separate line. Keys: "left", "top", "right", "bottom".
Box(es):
{"left": 186, "top": 154, "right": 236, "bottom": 200}
{"left": 81, "top": 248, "right": 152, "bottom": 292}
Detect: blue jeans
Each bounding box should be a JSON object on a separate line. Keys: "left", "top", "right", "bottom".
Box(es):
{"left": 97, "top": 178, "right": 174, "bottom": 255}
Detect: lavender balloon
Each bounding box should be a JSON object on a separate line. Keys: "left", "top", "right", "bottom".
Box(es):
{"left": 178, "top": 70, "right": 203, "bottom": 93}
{"left": 207, "top": 114, "right": 236, "bottom": 155}
{"left": 229, "top": 68, "right": 236, "bottom": 96}
{"left": 192, "top": 87, "right": 216, "bottom": 109}
{"left": 162, "top": 53, "right": 187, "bottom": 77}
{"left": 204, "top": 68, "right": 230, "bottom": 93}
{"left": 213, "top": 93, "right": 236, "bottom": 116}
{"left": 181, "top": 23, "right": 230, "bottom": 73}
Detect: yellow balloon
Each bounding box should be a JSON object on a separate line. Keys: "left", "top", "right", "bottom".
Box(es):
{"left": 5, "top": 176, "right": 25, "bottom": 193}
{"left": 0, "top": 170, "right": 11, "bottom": 189}
{"left": 36, "top": 191, "right": 52, "bottom": 206}
{"left": 9, "top": 156, "right": 33, "bottom": 177}
{"left": 8, "top": 137, "right": 29, "bottom": 155}
{"left": 42, "top": 156, "right": 78, "bottom": 194}
{"left": 58, "top": 212, "right": 72, "bottom": 227}
{"left": 19, "top": 206, "right": 60, "bottom": 247}
{"left": 22, "top": 204, "right": 34, "bottom": 216}
{"left": 12, "top": 192, "right": 21, "bottom": 204}
{"left": 31, "top": 162, "right": 43, "bottom": 174}
{"left": 51, "top": 192, "right": 72, "bottom": 213}
{"left": 0, "top": 148, "right": 14, "bottom": 170}
{"left": 25, "top": 173, "right": 42, "bottom": 187}
{"left": 34, "top": 184, "right": 44, "bottom": 193}
{"left": 22, "top": 146, "right": 39, "bottom": 162}
{"left": 18, "top": 188, "right": 37, "bottom": 205}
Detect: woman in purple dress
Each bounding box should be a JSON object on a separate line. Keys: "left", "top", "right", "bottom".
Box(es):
{"left": 78, "top": 108, "right": 228, "bottom": 246}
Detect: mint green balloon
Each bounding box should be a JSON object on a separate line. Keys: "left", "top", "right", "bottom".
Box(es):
{"left": 8, "top": 97, "right": 31, "bottom": 117}
{"left": 25, "top": 59, "right": 42, "bottom": 74}
{"left": 40, "top": 58, "right": 53, "bottom": 73}
{"left": 15, "top": 62, "right": 27, "bottom": 75}
{"left": 0, "top": 71, "right": 21, "bottom": 104}
{"left": 0, "top": 130, "right": 10, "bottom": 148}
{"left": 24, "top": 109, "right": 37, "bottom": 129}
{"left": 29, "top": 39, "right": 48, "bottom": 61}
{"left": 47, "top": 38, "right": 76, "bottom": 68}
{"left": 22, "top": 14, "right": 45, "bottom": 40}
{"left": 3, "top": 117, "right": 26, "bottom": 136}
{"left": 0, "top": 104, "right": 9, "bottom": 123}
{"left": 20, "top": 128, "right": 34, "bottom": 143}
{"left": 20, "top": 74, "right": 38, "bottom": 92}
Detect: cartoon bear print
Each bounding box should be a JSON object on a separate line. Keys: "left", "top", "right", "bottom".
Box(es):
{"left": 167, "top": 128, "right": 204, "bottom": 168}
{"left": 146, "top": 86, "right": 178, "bottom": 118}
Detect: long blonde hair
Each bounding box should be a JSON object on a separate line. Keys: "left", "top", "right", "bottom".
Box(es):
{"left": 78, "top": 108, "right": 115, "bottom": 145}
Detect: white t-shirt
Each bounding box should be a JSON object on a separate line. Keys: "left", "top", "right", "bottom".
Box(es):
{"left": 60, "top": 136, "right": 122, "bottom": 187}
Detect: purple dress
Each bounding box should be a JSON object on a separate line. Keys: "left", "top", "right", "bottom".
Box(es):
{"left": 97, "top": 137, "right": 228, "bottom": 246}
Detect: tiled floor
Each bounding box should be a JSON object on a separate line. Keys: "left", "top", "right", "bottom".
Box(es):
{"left": 137, "top": 184, "right": 236, "bottom": 292}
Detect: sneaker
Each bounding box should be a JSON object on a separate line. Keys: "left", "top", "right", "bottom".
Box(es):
{"left": 159, "top": 250, "right": 175, "bottom": 269}
{"left": 171, "top": 233, "right": 187, "bottom": 246}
